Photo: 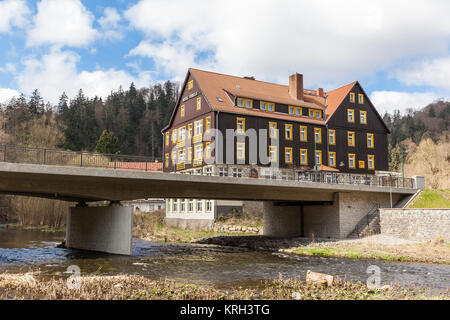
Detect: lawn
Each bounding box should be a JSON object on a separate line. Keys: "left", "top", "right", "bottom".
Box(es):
{"left": 409, "top": 189, "right": 450, "bottom": 208}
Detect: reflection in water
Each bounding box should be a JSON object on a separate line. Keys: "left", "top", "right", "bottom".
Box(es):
{"left": 0, "top": 228, "right": 449, "bottom": 293}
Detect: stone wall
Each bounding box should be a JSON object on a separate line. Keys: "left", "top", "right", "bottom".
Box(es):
{"left": 379, "top": 209, "right": 450, "bottom": 242}
{"left": 213, "top": 223, "right": 260, "bottom": 234}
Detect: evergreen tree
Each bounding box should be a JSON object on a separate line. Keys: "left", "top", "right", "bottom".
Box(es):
{"left": 95, "top": 130, "right": 120, "bottom": 154}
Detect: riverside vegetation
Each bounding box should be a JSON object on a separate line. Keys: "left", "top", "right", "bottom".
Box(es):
{"left": 0, "top": 273, "right": 447, "bottom": 300}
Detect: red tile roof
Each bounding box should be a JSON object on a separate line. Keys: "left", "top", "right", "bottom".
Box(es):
{"left": 325, "top": 81, "right": 357, "bottom": 120}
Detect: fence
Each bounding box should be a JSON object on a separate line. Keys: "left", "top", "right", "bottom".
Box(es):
{"left": 0, "top": 144, "right": 162, "bottom": 172}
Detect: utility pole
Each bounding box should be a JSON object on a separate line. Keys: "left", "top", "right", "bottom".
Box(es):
{"left": 401, "top": 149, "right": 405, "bottom": 187}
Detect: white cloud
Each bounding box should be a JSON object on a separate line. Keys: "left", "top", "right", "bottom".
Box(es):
{"left": 98, "top": 7, "right": 124, "bottom": 41}
{"left": 0, "top": 63, "right": 16, "bottom": 74}
{"left": 370, "top": 91, "right": 443, "bottom": 115}
{"left": 16, "top": 48, "right": 151, "bottom": 104}
{"left": 0, "top": 88, "right": 20, "bottom": 103}
{"left": 393, "top": 56, "right": 450, "bottom": 90}
{"left": 125, "top": 0, "right": 450, "bottom": 87}
{"left": 27, "top": 0, "right": 98, "bottom": 47}
{"left": 0, "top": 0, "right": 30, "bottom": 33}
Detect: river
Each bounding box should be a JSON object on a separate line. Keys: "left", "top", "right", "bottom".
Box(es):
{"left": 0, "top": 227, "right": 448, "bottom": 293}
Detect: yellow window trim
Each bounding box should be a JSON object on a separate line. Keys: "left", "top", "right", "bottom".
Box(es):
{"left": 165, "top": 132, "right": 169, "bottom": 146}
{"left": 205, "top": 116, "right": 211, "bottom": 130}
{"left": 188, "top": 123, "right": 193, "bottom": 137}
{"left": 260, "top": 101, "right": 275, "bottom": 111}
{"left": 177, "top": 126, "right": 186, "bottom": 147}
{"left": 315, "top": 150, "right": 322, "bottom": 165}
{"left": 328, "top": 151, "right": 336, "bottom": 167}
{"left": 187, "top": 147, "right": 192, "bottom": 161}
{"left": 285, "top": 124, "right": 293, "bottom": 140}
{"left": 314, "top": 127, "right": 322, "bottom": 144}
{"left": 358, "top": 94, "right": 364, "bottom": 104}
{"left": 180, "top": 104, "right": 185, "bottom": 118}
{"left": 348, "top": 131, "right": 355, "bottom": 147}
{"left": 205, "top": 142, "right": 211, "bottom": 160}
{"left": 328, "top": 129, "right": 336, "bottom": 145}
{"left": 178, "top": 148, "right": 186, "bottom": 163}
{"left": 236, "top": 142, "right": 245, "bottom": 160}
{"left": 269, "top": 145, "right": 277, "bottom": 162}
{"left": 194, "top": 144, "right": 203, "bottom": 160}
{"left": 368, "top": 155, "right": 375, "bottom": 170}
{"left": 165, "top": 153, "right": 169, "bottom": 167}
{"left": 359, "top": 160, "right": 365, "bottom": 169}
{"left": 300, "top": 148, "right": 308, "bottom": 165}
{"left": 347, "top": 109, "right": 355, "bottom": 123}
{"left": 300, "top": 126, "right": 308, "bottom": 142}
{"left": 236, "top": 117, "right": 246, "bottom": 135}
{"left": 285, "top": 147, "right": 293, "bottom": 164}
{"left": 171, "top": 130, "right": 177, "bottom": 144}
{"left": 269, "top": 122, "right": 277, "bottom": 138}
{"left": 309, "top": 109, "right": 322, "bottom": 118}
{"left": 348, "top": 153, "right": 356, "bottom": 169}
{"left": 187, "top": 80, "right": 193, "bottom": 90}
{"left": 289, "top": 106, "right": 302, "bottom": 116}
{"left": 367, "top": 133, "right": 374, "bottom": 148}
{"left": 360, "top": 111, "right": 367, "bottom": 124}
{"left": 237, "top": 97, "right": 253, "bottom": 109}
{"left": 349, "top": 92, "right": 355, "bottom": 103}
{"left": 196, "top": 97, "right": 201, "bottom": 111}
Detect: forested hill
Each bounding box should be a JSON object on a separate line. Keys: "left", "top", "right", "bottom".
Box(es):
{"left": 0, "top": 81, "right": 178, "bottom": 158}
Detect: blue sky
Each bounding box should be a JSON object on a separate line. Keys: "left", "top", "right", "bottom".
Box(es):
{"left": 1, "top": 0, "right": 450, "bottom": 115}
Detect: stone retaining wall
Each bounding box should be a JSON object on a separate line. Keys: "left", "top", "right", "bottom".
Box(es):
{"left": 212, "top": 223, "right": 261, "bottom": 234}
{"left": 379, "top": 209, "right": 450, "bottom": 242}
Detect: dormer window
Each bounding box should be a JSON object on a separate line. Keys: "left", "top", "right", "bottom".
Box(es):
{"left": 237, "top": 98, "right": 252, "bottom": 108}
{"left": 289, "top": 106, "right": 302, "bottom": 116}
{"left": 309, "top": 109, "right": 322, "bottom": 119}
{"left": 260, "top": 101, "right": 274, "bottom": 112}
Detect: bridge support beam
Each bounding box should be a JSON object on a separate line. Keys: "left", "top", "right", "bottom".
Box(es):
{"left": 262, "top": 201, "right": 302, "bottom": 237}
{"left": 66, "top": 204, "right": 133, "bottom": 255}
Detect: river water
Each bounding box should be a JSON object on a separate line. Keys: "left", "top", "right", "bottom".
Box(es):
{"left": 0, "top": 227, "right": 449, "bottom": 293}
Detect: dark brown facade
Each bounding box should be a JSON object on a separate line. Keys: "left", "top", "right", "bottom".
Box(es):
{"left": 162, "top": 69, "right": 389, "bottom": 174}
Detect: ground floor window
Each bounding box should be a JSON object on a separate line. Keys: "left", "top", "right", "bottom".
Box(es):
{"left": 232, "top": 168, "right": 243, "bottom": 177}
{"left": 197, "top": 200, "right": 203, "bottom": 212}
{"left": 206, "top": 200, "right": 212, "bottom": 212}
{"left": 189, "top": 200, "right": 194, "bottom": 212}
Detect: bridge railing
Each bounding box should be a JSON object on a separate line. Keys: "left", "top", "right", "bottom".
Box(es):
{"left": 0, "top": 144, "right": 162, "bottom": 172}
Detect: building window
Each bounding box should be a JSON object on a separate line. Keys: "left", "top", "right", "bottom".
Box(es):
{"left": 165, "top": 132, "right": 169, "bottom": 146}
{"left": 368, "top": 155, "right": 375, "bottom": 170}
{"left": 285, "top": 124, "right": 293, "bottom": 140}
{"left": 197, "top": 200, "right": 203, "bottom": 212}
{"left": 188, "top": 80, "right": 194, "bottom": 90}
{"left": 360, "top": 111, "right": 367, "bottom": 124}
{"left": 180, "top": 200, "right": 186, "bottom": 213}
{"left": 314, "top": 128, "right": 321, "bottom": 143}
{"left": 196, "top": 97, "right": 201, "bottom": 111}
{"left": 178, "top": 149, "right": 186, "bottom": 163}
{"left": 219, "top": 167, "right": 228, "bottom": 176}
{"left": 349, "top": 92, "right": 355, "bottom": 103}
{"left": 315, "top": 150, "right": 322, "bottom": 166}
{"left": 260, "top": 101, "right": 274, "bottom": 112}
{"left": 188, "top": 200, "right": 194, "bottom": 213}
{"left": 232, "top": 168, "right": 243, "bottom": 177}
{"left": 206, "top": 200, "right": 212, "bottom": 213}
{"left": 328, "top": 129, "right": 335, "bottom": 145}
{"left": 171, "top": 151, "right": 177, "bottom": 164}
{"left": 178, "top": 127, "right": 186, "bottom": 143}
{"left": 187, "top": 147, "right": 192, "bottom": 162}
{"left": 300, "top": 149, "right": 308, "bottom": 165}
{"left": 358, "top": 94, "right": 364, "bottom": 104}
{"left": 205, "top": 142, "right": 212, "bottom": 160}
{"left": 188, "top": 123, "right": 193, "bottom": 138}
{"left": 194, "top": 120, "right": 203, "bottom": 137}
{"left": 359, "top": 160, "right": 365, "bottom": 169}
{"left": 236, "top": 118, "right": 245, "bottom": 135}
{"left": 180, "top": 104, "right": 185, "bottom": 118}
{"left": 172, "top": 130, "right": 177, "bottom": 144}
{"left": 367, "top": 133, "right": 374, "bottom": 148}
{"left": 205, "top": 167, "right": 212, "bottom": 176}
{"left": 285, "top": 147, "right": 293, "bottom": 164}
{"left": 269, "top": 145, "right": 277, "bottom": 162}
{"left": 205, "top": 116, "right": 211, "bottom": 131}
{"left": 348, "top": 153, "right": 356, "bottom": 169}
{"left": 195, "top": 144, "right": 203, "bottom": 161}
{"left": 309, "top": 109, "right": 322, "bottom": 118}
{"left": 347, "top": 109, "right": 354, "bottom": 123}
{"left": 348, "top": 131, "right": 355, "bottom": 147}
{"left": 237, "top": 98, "right": 252, "bottom": 108}
{"left": 300, "top": 126, "right": 307, "bottom": 142}
{"left": 165, "top": 153, "right": 169, "bottom": 167}
{"left": 269, "top": 122, "right": 277, "bottom": 138}
{"left": 236, "top": 142, "right": 245, "bottom": 160}
{"left": 288, "top": 106, "right": 294, "bottom": 114}
{"left": 329, "top": 151, "right": 336, "bottom": 167}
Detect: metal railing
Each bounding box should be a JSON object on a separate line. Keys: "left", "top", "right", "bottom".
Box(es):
{"left": 0, "top": 144, "right": 162, "bottom": 172}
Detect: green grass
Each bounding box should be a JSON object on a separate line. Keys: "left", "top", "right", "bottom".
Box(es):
{"left": 0, "top": 224, "right": 65, "bottom": 233}
{"left": 409, "top": 189, "right": 450, "bottom": 208}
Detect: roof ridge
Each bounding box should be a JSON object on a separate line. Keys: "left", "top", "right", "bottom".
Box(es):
{"left": 326, "top": 81, "right": 357, "bottom": 94}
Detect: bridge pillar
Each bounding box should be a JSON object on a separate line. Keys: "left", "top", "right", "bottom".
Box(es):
{"left": 262, "top": 201, "right": 302, "bottom": 237}
{"left": 66, "top": 204, "right": 133, "bottom": 255}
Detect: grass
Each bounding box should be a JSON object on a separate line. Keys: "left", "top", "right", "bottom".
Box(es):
{"left": 409, "top": 189, "right": 450, "bottom": 208}
{"left": 0, "top": 272, "right": 446, "bottom": 300}
{"left": 289, "top": 239, "right": 450, "bottom": 264}
{"left": 0, "top": 223, "right": 65, "bottom": 233}
{"left": 133, "top": 210, "right": 249, "bottom": 243}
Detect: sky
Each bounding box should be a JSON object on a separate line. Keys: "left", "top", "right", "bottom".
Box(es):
{"left": 0, "top": 0, "right": 450, "bottom": 115}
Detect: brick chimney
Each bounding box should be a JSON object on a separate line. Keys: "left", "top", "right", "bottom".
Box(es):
{"left": 289, "top": 73, "right": 303, "bottom": 100}
{"left": 316, "top": 88, "right": 324, "bottom": 97}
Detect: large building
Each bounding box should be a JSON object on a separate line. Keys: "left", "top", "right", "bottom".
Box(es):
{"left": 162, "top": 68, "right": 389, "bottom": 229}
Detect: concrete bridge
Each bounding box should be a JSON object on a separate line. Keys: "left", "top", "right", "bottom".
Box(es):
{"left": 0, "top": 162, "right": 420, "bottom": 255}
